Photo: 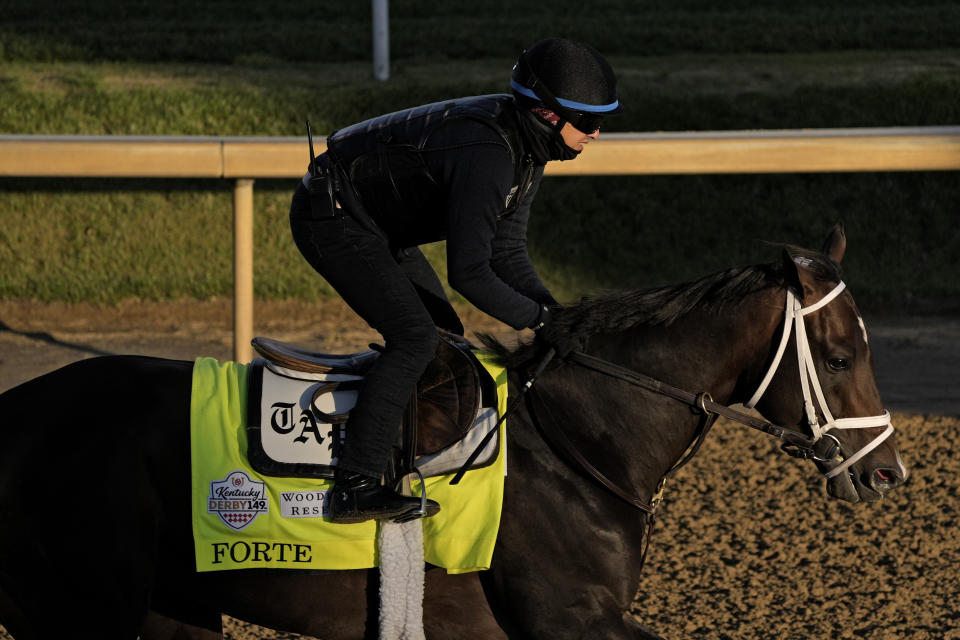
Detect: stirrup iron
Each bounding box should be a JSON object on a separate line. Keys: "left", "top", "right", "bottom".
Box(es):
{"left": 394, "top": 467, "right": 430, "bottom": 523}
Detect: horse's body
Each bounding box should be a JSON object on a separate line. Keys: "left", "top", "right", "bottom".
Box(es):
{"left": 0, "top": 227, "right": 905, "bottom": 639}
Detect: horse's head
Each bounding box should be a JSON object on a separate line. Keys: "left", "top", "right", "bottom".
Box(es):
{"left": 747, "top": 224, "right": 907, "bottom": 503}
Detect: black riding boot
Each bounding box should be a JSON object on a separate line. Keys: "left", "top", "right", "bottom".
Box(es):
{"left": 329, "top": 469, "right": 440, "bottom": 524}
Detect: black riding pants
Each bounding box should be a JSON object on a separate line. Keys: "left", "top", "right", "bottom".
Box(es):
{"left": 289, "top": 183, "right": 461, "bottom": 478}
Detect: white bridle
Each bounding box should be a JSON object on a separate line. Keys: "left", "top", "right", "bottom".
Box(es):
{"left": 744, "top": 281, "right": 894, "bottom": 480}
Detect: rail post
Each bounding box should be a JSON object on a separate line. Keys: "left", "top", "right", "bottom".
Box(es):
{"left": 233, "top": 178, "right": 255, "bottom": 363}
{"left": 372, "top": 0, "right": 389, "bottom": 81}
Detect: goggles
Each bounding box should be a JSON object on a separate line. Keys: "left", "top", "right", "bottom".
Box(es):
{"left": 531, "top": 106, "right": 603, "bottom": 135}
{"left": 565, "top": 111, "right": 604, "bottom": 135}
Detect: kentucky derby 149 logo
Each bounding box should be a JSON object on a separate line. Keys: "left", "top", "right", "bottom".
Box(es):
{"left": 207, "top": 470, "right": 269, "bottom": 530}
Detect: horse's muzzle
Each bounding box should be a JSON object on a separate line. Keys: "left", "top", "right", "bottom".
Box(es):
{"left": 825, "top": 462, "right": 907, "bottom": 503}
{"left": 868, "top": 466, "right": 907, "bottom": 496}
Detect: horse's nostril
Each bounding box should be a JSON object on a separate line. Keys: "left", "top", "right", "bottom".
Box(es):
{"left": 871, "top": 467, "right": 905, "bottom": 493}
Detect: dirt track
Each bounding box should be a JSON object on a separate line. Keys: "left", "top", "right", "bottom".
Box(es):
{"left": 0, "top": 300, "right": 957, "bottom": 639}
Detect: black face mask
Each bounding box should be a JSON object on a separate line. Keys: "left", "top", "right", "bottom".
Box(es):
{"left": 517, "top": 108, "right": 581, "bottom": 164}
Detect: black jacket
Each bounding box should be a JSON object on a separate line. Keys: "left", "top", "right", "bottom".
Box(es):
{"left": 321, "top": 94, "right": 556, "bottom": 329}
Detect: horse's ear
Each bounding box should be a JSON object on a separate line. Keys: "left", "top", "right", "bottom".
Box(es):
{"left": 821, "top": 223, "right": 846, "bottom": 264}
{"left": 781, "top": 248, "right": 805, "bottom": 300}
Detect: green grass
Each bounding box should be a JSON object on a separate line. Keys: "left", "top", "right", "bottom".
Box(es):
{"left": 2, "top": 173, "right": 956, "bottom": 315}
{"left": 1, "top": 2, "right": 958, "bottom": 313}
{"left": 3, "top": 53, "right": 959, "bottom": 135}
{"left": 0, "top": 178, "right": 451, "bottom": 304}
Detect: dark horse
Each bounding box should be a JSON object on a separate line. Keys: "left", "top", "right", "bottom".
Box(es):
{"left": 0, "top": 226, "right": 906, "bottom": 639}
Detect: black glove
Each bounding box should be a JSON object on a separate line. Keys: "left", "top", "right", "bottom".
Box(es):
{"left": 531, "top": 305, "right": 584, "bottom": 360}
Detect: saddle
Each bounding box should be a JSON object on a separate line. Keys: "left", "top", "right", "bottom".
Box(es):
{"left": 246, "top": 331, "right": 500, "bottom": 482}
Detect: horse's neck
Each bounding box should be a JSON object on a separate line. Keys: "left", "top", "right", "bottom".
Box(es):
{"left": 587, "top": 304, "right": 766, "bottom": 402}
{"left": 529, "top": 289, "right": 784, "bottom": 500}
{"left": 609, "top": 286, "right": 785, "bottom": 403}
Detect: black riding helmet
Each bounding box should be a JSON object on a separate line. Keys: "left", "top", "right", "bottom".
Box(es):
{"left": 510, "top": 38, "right": 621, "bottom": 134}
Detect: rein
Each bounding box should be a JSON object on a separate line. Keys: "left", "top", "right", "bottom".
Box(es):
{"left": 525, "top": 349, "right": 826, "bottom": 516}
{"left": 565, "top": 351, "right": 837, "bottom": 462}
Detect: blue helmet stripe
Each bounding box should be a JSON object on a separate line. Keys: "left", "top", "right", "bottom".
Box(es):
{"left": 510, "top": 79, "right": 620, "bottom": 113}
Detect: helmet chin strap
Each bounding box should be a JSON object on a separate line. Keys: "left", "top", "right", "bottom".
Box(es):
{"left": 745, "top": 282, "right": 894, "bottom": 480}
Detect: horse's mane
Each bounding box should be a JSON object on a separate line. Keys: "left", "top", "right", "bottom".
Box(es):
{"left": 478, "top": 244, "right": 842, "bottom": 368}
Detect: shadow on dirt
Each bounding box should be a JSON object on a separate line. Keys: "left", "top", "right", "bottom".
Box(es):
{"left": 0, "top": 318, "right": 114, "bottom": 358}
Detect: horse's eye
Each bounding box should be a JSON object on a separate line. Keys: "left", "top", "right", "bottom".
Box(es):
{"left": 827, "top": 357, "right": 850, "bottom": 371}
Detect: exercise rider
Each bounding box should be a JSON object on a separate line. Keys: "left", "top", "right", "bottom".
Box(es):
{"left": 289, "top": 38, "right": 622, "bottom": 524}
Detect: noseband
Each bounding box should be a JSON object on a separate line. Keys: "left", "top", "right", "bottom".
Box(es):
{"left": 744, "top": 281, "right": 894, "bottom": 480}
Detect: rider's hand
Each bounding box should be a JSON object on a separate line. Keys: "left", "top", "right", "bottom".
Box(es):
{"left": 531, "top": 305, "right": 583, "bottom": 360}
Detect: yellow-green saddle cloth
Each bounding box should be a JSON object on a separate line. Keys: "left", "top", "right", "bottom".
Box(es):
{"left": 190, "top": 355, "right": 507, "bottom": 574}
